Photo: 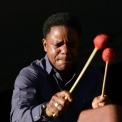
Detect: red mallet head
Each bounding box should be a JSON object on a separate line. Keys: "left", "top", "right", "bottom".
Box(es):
{"left": 93, "top": 34, "right": 109, "bottom": 50}
{"left": 102, "top": 48, "right": 116, "bottom": 63}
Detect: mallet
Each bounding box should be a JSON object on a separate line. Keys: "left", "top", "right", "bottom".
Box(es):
{"left": 101, "top": 47, "right": 116, "bottom": 97}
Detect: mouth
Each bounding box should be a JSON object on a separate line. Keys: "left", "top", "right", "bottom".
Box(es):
{"left": 57, "top": 58, "right": 72, "bottom": 65}
{"left": 55, "top": 57, "right": 74, "bottom": 71}
{"left": 56, "top": 55, "right": 74, "bottom": 65}
{"left": 57, "top": 56, "right": 71, "bottom": 61}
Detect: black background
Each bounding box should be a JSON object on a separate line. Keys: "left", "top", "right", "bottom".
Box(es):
{"left": 0, "top": 0, "right": 122, "bottom": 121}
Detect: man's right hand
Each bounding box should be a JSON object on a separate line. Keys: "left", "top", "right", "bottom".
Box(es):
{"left": 45, "top": 90, "right": 72, "bottom": 118}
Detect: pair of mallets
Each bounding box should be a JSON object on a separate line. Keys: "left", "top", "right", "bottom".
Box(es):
{"left": 70, "top": 33, "right": 116, "bottom": 96}
{"left": 53, "top": 34, "right": 116, "bottom": 117}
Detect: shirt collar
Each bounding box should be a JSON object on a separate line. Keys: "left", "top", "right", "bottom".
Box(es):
{"left": 44, "top": 54, "right": 84, "bottom": 78}
{"left": 44, "top": 54, "right": 53, "bottom": 75}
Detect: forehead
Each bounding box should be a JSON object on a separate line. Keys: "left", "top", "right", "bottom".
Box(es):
{"left": 51, "top": 26, "right": 70, "bottom": 33}
{"left": 46, "top": 26, "right": 80, "bottom": 45}
{"left": 47, "top": 25, "right": 79, "bottom": 37}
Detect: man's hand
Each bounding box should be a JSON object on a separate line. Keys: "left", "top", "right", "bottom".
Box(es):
{"left": 92, "top": 95, "right": 111, "bottom": 109}
{"left": 45, "top": 90, "right": 72, "bottom": 118}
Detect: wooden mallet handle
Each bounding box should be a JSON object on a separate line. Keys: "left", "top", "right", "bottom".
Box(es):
{"left": 101, "top": 48, "right": 116, "bottom": 97}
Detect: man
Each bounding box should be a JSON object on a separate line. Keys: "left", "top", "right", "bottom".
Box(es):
{"left": 10, "top": 12, "right": 109, "bottom": 122}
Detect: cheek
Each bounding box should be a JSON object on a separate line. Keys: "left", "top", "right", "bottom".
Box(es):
{"left": 48, "top": 46, "right": 57, "bottom": 55}
{"left": 47, "top": 47, "right": 59, "bottom": 60}
{"left": 72, "top": 47, "right": 78, "bottom": 55}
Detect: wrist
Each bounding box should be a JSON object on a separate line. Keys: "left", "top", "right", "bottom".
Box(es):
{"left": 42, "top": 103, "right": 53, "bottom": 119}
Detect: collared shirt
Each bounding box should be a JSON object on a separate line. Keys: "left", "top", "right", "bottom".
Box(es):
{"left": 10, "top": 54, "right": 103, "bottom": 122}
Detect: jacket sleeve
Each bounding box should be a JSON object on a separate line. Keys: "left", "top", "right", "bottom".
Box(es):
{"left": 10, "top": 67, "right": 51, "bottom": 122}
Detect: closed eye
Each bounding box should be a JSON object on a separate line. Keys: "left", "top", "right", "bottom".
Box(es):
{"left": 54, "top": 41, "right": 64, "bottom": 47}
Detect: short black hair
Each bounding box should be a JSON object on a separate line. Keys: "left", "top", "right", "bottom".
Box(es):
{"left": 43, "top": 12, "right": 81, "bottom": 38}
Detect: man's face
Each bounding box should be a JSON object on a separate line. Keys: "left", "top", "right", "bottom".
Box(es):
{"left": 43, "top": 25, "right": 80, "bottom": 72}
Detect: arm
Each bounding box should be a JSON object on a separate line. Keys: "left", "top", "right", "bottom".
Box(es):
{"left": 10, "top": 68, "right": 51, "bottom": 122}
{"left": 10, "top": 67, "right": 72, "bottom": 122}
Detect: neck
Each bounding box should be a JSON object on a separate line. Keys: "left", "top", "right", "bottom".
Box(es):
{"left": 58, "top": 69, "right": 75, "bottom": 82}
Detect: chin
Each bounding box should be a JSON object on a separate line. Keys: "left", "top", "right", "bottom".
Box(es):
{"left": 58, "top": 64, "right": 72, "bottom": 72}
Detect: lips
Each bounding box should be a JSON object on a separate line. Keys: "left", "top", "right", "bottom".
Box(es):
{"left": 57, "top": 57, "right": 73, "bottom": 66}
{"left": 57, "top": 57, "right": 72, "bottom": 62}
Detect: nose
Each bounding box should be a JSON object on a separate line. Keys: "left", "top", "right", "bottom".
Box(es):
{"left": 61, "top": 44, "right": 69, "bottom": 54}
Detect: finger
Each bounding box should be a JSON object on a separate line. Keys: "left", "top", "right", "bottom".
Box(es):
{"left": 53, "top": 91, "right": 72, "bottom": 106}
{"left": 46, "top": 103, "right": 58, "bottom": 117}
{"left": 57, "top": 90, "right": 72, "bottom": 102}
{"left": 92, "top": 103, "right": 99, "bottom": 109}
{"left": 97, "top": 96, "right": 106, "bottom": 102}
{"left": 50, "top": 95, "right": 65, "bottom": 114}
{"left": 54, "top": 103, "right": 62, "bottom": 111}
{"left": 98, "top": 102, "right": 105, "bottom": 107}
{"left": 52, "top": 94, "right": 65, "bottom": 107}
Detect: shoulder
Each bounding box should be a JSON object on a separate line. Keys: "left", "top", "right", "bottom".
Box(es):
{"left": 15, "top": 58, "right": 47, "bottom": 83}
{"left": 19, "top": 59, "right": 47, "bottom": 78}
{"left": 13, "top": 59, "right": 47, "bottom": 88}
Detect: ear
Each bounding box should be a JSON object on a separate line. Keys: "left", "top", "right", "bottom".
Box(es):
{"left": 42, "top": 38, "right": 47, "bottom": 52}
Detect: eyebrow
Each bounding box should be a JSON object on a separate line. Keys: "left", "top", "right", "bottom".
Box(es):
{"left": 53, "top": 40, "right": 63, "bottom": 45}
